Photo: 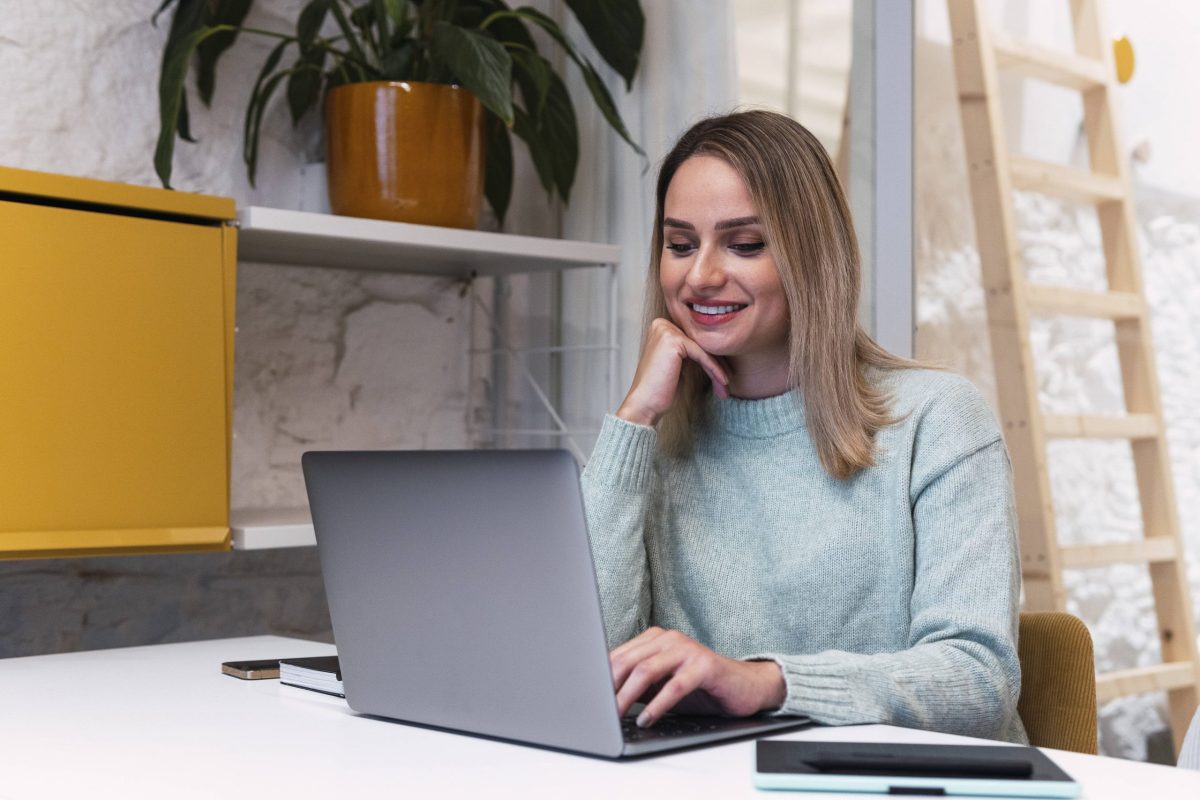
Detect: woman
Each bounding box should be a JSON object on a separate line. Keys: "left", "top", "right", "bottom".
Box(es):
{"left": 581, "top": 110, "right": 1026, "bottom": 743}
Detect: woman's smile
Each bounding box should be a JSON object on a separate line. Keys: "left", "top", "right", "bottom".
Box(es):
{"left": 686, "top": 300, "right": 749, "bottom": 326}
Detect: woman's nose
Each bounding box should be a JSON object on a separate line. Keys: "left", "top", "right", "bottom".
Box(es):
{"left": 685, "top": 245, "right": 726, "bottom": 291}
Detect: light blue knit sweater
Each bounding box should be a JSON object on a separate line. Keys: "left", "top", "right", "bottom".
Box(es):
{"left": 581, "top": 368, "right": 1027, "bottom": 744}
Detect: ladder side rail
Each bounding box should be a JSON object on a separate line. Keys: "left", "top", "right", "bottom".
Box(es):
{"left": 947, "top": 0, "right": 1065, "bottom": 612}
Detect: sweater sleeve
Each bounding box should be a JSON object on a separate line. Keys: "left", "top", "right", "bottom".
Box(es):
{"left": 748, "top": 438, "right": 1024, "bottom": 742}
{"left": 580, "top": 414, "right": 659, "bottom": 650}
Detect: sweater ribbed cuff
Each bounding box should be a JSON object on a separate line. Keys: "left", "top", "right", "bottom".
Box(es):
{"left": 744, "top": 653, "right": 859, "bottom": 723}
{"left": 583, "top": 414, "right": 657, "bottom": 493}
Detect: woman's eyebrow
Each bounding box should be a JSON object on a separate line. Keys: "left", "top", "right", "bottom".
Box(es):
{"left": 662, "top": 215, "right": 761, "bottom": 231}
{"left": 663, "top": 217, "right": 695, "bottom": 230}
{"left": 715, "top": 215, "right": 760, "bottom": 230}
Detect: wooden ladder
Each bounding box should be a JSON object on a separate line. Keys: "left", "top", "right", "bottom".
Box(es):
{"left": 946, "top": 0, "right": 1200, "bottom": 749}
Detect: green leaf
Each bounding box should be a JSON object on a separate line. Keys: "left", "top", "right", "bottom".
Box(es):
{"left": 155, "top": 22, "right": 219, "bottom": 188}
{"left": 483, "top": 112, "right": 513, "bottom": 225}
{"left": 241, "top": 39, "right": 290, "bottom": 185}
{"left": 449, "top": 0, "right": 492, "bottom": 29}
{"left": 509, "top": 48, "right": 550, "bottom": 118}
{"left": 493, "top": 7, "right": 641, "bottom": 155}
{"left": 244, "top": 66, "right": 300, "bottom": 187}
{"left": 157, "top": 0, "right": 208, "bottom": 134}
{"left": 151, "top": 0, "right": 180, "bottom": 28}
{"left": 371, "top": 0, "right": 391, "bottom": 60}
{"left": 349, "top": 2, "right": 376, "bottom": 31}
{"left": 506, "top": 63, "right": 575, "bottom": 203}
{"left": 503, "top": 6, "right": 573, "bottom": 56}
{"left": 379, "top": 40, "right": 416, "bottom": 79}
{"left": 195, "top": 0, "right": 254, "bottom": 105}
{"left": 423, "top": 0, "right": 460, "bottom": 25}
{"left": 389, "top": 15, "right": 415, "bottom": 48}
{"left": 577, "top": 55, "right": 643, "bottom": 156}
{"left": 429, "top": 22, "right": 513, "bottom": 124}
{"left": 177, "top": 90, "right": 195, "bottom": 142}
{"left": 286, "top": 50, "right": 327, "bottom": 125}
{"left": 330, "top": 0, "right": 374, "bottom": 68}
{"left": 297, "top": 0, "right": 332, "bottom": 48}
{"left": 383, "top": 0, "right": 407, "bottom": 26}
{"left": 539, "top": 70, "right": 578, "bottom": 202}
{"left": 162, "top": 0, "right": 207, "bottom": 54}
{"left": 350, "top": 2, "right": 382, "bottom": 60}
{"left": 563, "top": 0, "right": 642, "bottom": 90}
{"left": 478, "top": 4, "right": 538, "bottom": 54}
{"left": 511, "top": 106, "right": 555, "bottom": 195}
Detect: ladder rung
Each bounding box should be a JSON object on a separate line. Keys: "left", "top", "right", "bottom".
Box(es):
{"left": 1009, "top": 156, "right": 1124, "bottom": 204}
{"left": 991, "top": 31, "right": 1108, "bottom": 91}
{"left": 1042, "top": 414, "right": 1160, "bottom": 439}
{"left": 1060, "top": 538, "right": 1179, "bottom": 569}
{"left": 1097, "top": 662, "right": 1197, "bottom": 703}
{"left": 1025, "top": 286, "right": 1144, "bottom": 320}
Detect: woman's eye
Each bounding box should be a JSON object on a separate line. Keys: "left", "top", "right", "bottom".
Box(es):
{"left": 730, "top": 241, "right": 765, "bottom": 254}
{"left": 665, "top": 242, "right": 695, "bottom": 255}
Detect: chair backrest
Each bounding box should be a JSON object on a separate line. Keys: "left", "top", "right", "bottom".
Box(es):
{"left": 1180, "top": 706, "right": 1200, "bottom": 769}
{"left": 1017, "top": 612, "right": 1098, "bottom": 754}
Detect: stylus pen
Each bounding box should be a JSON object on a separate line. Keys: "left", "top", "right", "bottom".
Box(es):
{"left": 804, "top": 752, "right": 1034, "bottom": 778}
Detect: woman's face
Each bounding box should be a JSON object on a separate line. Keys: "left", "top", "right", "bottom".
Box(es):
{"left": 660, "top": 155, "right": 790, "bottom": 368}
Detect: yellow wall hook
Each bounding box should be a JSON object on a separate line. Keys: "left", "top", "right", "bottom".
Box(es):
{"left": 1113, "top": 36, "right": 1135, "bottom": 83}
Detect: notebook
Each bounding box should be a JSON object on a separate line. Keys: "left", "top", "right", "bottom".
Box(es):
{"left": 279, "top": 655, "right": 344, "bottom": 698}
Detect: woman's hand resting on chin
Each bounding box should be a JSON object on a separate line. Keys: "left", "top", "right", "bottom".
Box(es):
{"left": 616, "top": 318, "right": 730, "bottom": 427}
{"left": 610, "top": 626, "right": 786, "bottom": 727}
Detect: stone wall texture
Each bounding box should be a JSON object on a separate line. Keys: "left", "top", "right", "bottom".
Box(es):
{"left": 918, "top": 39, "right": 1200, "bottom": 762}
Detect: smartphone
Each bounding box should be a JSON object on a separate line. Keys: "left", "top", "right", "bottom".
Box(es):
{"left": 221, "top": 658, "right": 281, "bottom": 680}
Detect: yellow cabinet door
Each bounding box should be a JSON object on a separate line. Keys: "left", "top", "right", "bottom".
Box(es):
{"left": 0, "top": 199, "right": 233, "bottom": 556}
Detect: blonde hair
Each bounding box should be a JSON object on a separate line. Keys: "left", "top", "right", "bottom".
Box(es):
{"left": 646, "top": 110, "right": 916, "bottom": 480}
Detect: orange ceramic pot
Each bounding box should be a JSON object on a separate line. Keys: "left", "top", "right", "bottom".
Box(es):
{"left": 325, "top": 81, "right": 484, "bottom": 228}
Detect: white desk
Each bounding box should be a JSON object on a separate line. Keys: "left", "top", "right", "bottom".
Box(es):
{"left": 2, "top": 636, "right": 1197, "bottom": 799}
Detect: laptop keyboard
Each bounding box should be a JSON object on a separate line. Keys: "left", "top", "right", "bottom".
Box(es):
{"left": 620, "top": 714, "right": 741, "bottom": 742}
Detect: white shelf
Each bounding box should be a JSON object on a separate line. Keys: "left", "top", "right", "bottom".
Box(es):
{"left": 230, "top": 208, "right": 622, "bottom": 550}
{"left": 231, "top": 507, "right": 315, "bottom": 550}
{"left": 236, "top": 206, "right": 620, "bottom": 276}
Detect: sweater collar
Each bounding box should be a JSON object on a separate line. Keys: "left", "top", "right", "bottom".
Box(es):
{"left": 709, "top": 389, "right": 807, "bottom": 437}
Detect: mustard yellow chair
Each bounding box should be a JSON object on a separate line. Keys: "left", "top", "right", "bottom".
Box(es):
{"left": 1017, "top": 612, "right": 1099, "bottom": 754}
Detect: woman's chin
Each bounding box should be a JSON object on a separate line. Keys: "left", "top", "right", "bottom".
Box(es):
{"left": 687, "top": 334, "right": 739, "bottom": 357}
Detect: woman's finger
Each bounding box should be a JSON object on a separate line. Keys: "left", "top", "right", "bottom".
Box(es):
{"left": 609, "top": 626, "right": 665, "bottom": 660}
{"left": 614, "top": 651, "right": 685, "bottom": 718}
{"left": 609, "top": 627, "right": 665, "bottom": 672}
{"left": 610, "top": 629, "right": 676, "bottom": 689}
{"left": 679, "top": 337, "right": 730, "bottom": 394}
{"left": 637, "top": 666, "right": 707, "bottom": 727}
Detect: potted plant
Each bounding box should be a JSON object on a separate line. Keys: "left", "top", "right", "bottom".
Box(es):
{"left": 154, "top": 0, "right": 645, "bottom": 228}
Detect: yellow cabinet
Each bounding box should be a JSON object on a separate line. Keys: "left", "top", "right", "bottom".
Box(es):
{"left": 0, "top": 167, "right": 236, "bottom": 557}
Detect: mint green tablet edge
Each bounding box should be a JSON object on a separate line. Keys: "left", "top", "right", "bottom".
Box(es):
{"left": 754, "top": 771, "right": 1081, "bottom": 798}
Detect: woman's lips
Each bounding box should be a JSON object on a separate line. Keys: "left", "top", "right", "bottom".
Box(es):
{"left": 687, "top": 302, "right": 746, "bottom": 327}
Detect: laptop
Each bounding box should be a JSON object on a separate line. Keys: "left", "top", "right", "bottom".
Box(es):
{"left": 301, "top": 448, "right": 810, "bottom": 758}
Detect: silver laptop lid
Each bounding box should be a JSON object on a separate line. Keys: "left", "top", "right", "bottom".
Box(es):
{"left": 302, "top": 449, "right": 625, "bottom": 758}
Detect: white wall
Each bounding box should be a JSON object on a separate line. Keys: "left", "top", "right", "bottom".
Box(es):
{"left": 917, "top": 0, "right": 1200, "bottom": 196}
{"left": 733, "top": 0, "right": 852, "bottom": 153}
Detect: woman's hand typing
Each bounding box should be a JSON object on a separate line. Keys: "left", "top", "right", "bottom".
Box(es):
{"left": 610, "top": 626, "right": 786, "bottom": 727}
{"left": 616, "top": 318, "right": 730, "bottom": 427}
